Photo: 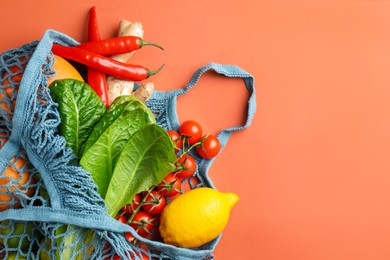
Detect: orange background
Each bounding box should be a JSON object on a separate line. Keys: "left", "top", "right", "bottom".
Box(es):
{"left": 2, "top": 0, "right": 390, "bottom": 259}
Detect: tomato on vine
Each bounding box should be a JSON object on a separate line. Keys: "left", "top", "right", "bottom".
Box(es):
{"left": 129, "top": 211, "right": 154, "bottom": 237}
{"left": 166, "top": 130, "right": 183, "bottom": 153}
{"left": 116, "top": 214, "right": 127, "bottom": 224}
{"left": 196, "top": 134, "right": 221, "bottom": 159}
{"left": 142, "top": 190, "right": 166, "bottom": 215}
{"left": 122, "top": 193, "right": 141, "bottom": 214}
{"left": 156, "top": 173, "right": 181, "bottom": 197}
{"left": 175, "top": 154, "right": 197, "bottom": 178}
{"left": 179, "top": 120, "right": 203, "bottom": 145}
{"left": 125, "top": 232, "right": 135, "bottom": 243}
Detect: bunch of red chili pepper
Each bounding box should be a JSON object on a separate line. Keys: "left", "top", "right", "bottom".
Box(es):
{"left": 51, "top": 7, "right": 164, "bottom": 107}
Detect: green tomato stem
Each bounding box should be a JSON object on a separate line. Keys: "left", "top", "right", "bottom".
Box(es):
{"left": 179, "top": 135, "right": 202, "bottom": 156}
{"left": 127, "top": 186, "right": 155, "bottom": 223}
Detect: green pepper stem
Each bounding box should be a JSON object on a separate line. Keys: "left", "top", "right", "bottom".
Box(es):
{"left": 147, "top": 64, "right": 165, "bottom": 78}
{"left": 140, "top": 39, "right": 164, "bottom": 50}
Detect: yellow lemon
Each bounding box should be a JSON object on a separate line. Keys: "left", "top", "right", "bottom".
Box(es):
{"left": 159, "top": 187, "right": 239, "bottom": 248}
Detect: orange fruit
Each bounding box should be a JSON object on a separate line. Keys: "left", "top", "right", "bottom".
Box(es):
{"left": 47, "top": 55, "right": 84, "bottom": 86}
{"left": 0, "top": 155, "right": 35, "bottom": 211}
{"left": 0, "top": 132, "right": 35, "bottom": 212}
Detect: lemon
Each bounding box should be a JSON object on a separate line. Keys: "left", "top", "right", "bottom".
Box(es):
{"left": 159, "top": 187, "right": 239, "bottom": 248}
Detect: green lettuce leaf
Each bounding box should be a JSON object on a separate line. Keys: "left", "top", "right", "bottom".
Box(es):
{"left": 49, "top": 79, "right": 106, "bottom": 156}
{"left": 79, "top": 95, "right": 155, "bottom": 157}
{"left": 79, "top": 108, "right": 154, "bottom": 198}
{"left": 105, "top": 124, "right": 176, "bottom": 217}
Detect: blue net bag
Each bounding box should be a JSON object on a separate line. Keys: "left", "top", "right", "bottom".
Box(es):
{"left": 0, "top": 30, "right": 256, "bottom": 260}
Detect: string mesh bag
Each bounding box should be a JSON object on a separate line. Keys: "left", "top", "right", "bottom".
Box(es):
{"left": 0, "top": 29, "right": 256, "bottom": 260}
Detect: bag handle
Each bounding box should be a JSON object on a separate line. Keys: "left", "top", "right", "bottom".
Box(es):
{"left": 177, "top": 62, "right": 256, "bottom": 147}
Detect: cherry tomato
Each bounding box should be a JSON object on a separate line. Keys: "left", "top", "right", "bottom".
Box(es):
{"left": 166, "top": 130, "right": 183, "bottom": 153}
{"left": 196, "top": 134, "right": 221, "bottom": 159}
{"left": 122, "top": 193, "right": 141, "bottom": 214}
{"left": 116, "top": 214, "right": 127, "bottom": 224}
{"left": 142, "top": 190, "right": 166, "bottom": 215}
{"left": 141, "top": 252, "right": 149, "bottom": 260}
{"left": 175, "top": 154, "right": 197, "bottom": 178}
{"left": 129, "top": 211, "right": 154, "bottom": 237}
{"left": 125, "top": 232, "right": 136, "bottom": 243}
{"left": 156, "top": 173, "right": 182, "bottom": 197}
{"left": 135, "top": 252, "right": 149, "bottom": 260}
{"left": 179, "top": 120, "right": 203, "bottom": 145}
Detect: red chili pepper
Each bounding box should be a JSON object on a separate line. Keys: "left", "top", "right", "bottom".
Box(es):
{"left": 87, "top": 6, "right": 109, "bottom": 108}
{"left": 88, "top": 7, "right": 100, "bottom": 42}
{"left": 52, "top": 44, "right": 164, "bottom": 81}
{"left": 76, "top": 36, "right": 164, "bottom": 56}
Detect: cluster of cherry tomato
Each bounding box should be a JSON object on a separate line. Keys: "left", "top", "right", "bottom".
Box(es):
{"left": 114, "top": 177, "right": 182, "bottom": 245}
{"left": 110, "top": 191, "right": 155, "bottom": 258}
{"left": 114, "top": 120, "right": 221, "bottom": 250}
{"left": 167, "top": 120, "right": 221, "bottom": 160}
